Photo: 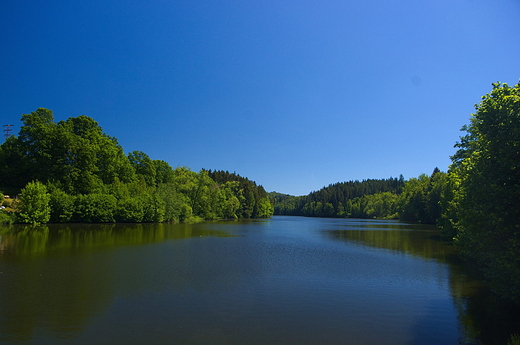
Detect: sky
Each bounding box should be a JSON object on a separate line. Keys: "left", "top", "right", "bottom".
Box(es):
{"left": 1, "top": 0, "right": 519, "bottom": 196}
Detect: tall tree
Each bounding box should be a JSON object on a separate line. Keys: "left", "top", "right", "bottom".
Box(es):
{"left": 1, "top": 109, "right": 136, "bottom": 194}
{"left": 18, "top": 108, "right": 58, "bottom": 183}
{"left": 451, "top": 81, "right": 520, "bottom": 302}
{"left": 56, "top": 115, "right": 136, "bottom": 193}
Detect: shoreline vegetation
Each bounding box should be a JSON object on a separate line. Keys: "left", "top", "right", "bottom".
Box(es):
{"left": 1, "top": 82, "right": 520, "bottom": 309}
{"left": 0, "top": 108, "right": 273, "bottom": 225}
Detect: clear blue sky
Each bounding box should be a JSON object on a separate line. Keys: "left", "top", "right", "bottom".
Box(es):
{"left": 1, "top": 0, "right": 519, "bottom": 196}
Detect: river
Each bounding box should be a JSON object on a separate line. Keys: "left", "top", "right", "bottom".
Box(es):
{"left": 0, "top": 216, "right": 518, "bottom": 344}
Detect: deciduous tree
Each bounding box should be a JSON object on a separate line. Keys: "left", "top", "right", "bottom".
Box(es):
{"left": 451, "top": 81, "right": 520, "bottom": 302}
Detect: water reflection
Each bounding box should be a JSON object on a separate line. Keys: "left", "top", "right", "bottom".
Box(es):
{"left": 0, "top": 223, "right": 233, "bottom": 257}
{"left": 0, "top": 223, "right": 234, "bottom": 344}
{"left": 327, "top": 225, "right": 520, "bottom": 345}
{"left": 327, "top": 226, "right": 456, "bottom": 262}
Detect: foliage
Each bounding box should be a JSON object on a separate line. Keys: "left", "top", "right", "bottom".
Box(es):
{"left": 270, "top": 177, "right": 404, "bottom": 218}
{"left": 156, "top": 183, "right": 192, "bottom": 222}
{"left": 0, "top": 108, "right": 273, "bottom": 224}
{"left": 115, "top": 197, "right": 146, "bottom": 223}
{"left": 0, "top": 109, "right": 136, "bottom": 194}
{"left": 49, "top": 187, "right": 75, "bottom": 223}
{"left": 362, "top": 192, "right": 399, "bottom": 219}
{"left": 256, "top": 197, "right": 275, "bottom": 218}
{"left": 270, "top": 170, "right": 458, "bottom": 224}
{"left": 436, "top": 171, "right": 458, "bottom": 240}
{"left": 448, "top": 82, "right": 520, "bottom": 302}
{"left": 206, "top": 170, "right": 273, "bottom": 218}
{"left": 19, "top": 181, "right": 51, "bottom": 224}
{"left": 128, "top": 151, "right": 156, "bottom": 187}
{"left": 396, "top": 169, "right": 451, "bottom": 224}
{"left": 72, "top": 194, "right": 117, "bottom": 223}
{"left": 154, "top": 159, "right": 175, "bottom": 185}
{"left": 0, "top": 209, "right": 14, "bottom": 224}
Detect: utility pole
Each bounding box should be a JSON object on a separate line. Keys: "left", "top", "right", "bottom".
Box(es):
{"left": 3, "top": 124, "right": 14, "bottom": 140}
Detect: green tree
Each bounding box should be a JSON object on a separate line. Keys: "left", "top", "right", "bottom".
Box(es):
{"left": 433, "top": 171, "right": 458, "bottom": 240}
{"left": 140, "top": 193, "right": 166, "bottom": 223}
{"left": 55, "top": 115, "right": 136, "bottom": 193}
{"left": 2, "top": 109, "right": 137, "bottom": 194}
{"left": 206, "top": 170, "right": 273, "bottom": 219}
{"left": 154, "top": 160, "right": 175, "bottom": 185}
{"left": 18, "top": 108, "right": 58, "bottom": 184}
{"left": 128, "top": 151, "right": 156, "bottom": 187}
{"left": 0, "top": 135, "right": 33, "bottom": 189}
{"left": 19, "top": 181, "right": 51, "bottom": 224}
{"left": 364, "top": 192, "right": 399, "bottom": 219}
{"left": 156, "top": 183, "right": 192, "bottom": 222}
{"left": 397, "top": 174, "right": 431, "bottom": 223}
{"left": 256, "top": 197, "right": 274, "bottom": 218}
{"left": 451, "top": 81, "right": 520, "bottom": 302}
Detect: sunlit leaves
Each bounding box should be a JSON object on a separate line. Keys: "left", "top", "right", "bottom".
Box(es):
{"left": 19, "top": 181, "right": 51, "bottom": 224}
{"left": 450, "top": 81, "right": 520, "bottom": 302}
{"left": 1, "top": 108, "right": 274, "bottom": 223}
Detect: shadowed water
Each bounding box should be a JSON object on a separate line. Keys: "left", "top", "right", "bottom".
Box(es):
{"left": 0, "top": 217, "right": 518, "bottom": 344}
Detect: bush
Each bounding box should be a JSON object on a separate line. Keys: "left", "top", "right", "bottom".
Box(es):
{"left": 49, "top": 189, "right": 76, "bottom": 223}
{"left": 72, "top": 194, "right": 117, "bottom": 223}
{"left": 0, "top": 211, "right": 14, "bottom": 224}
{"left": 19, "top": 181, "right": 51, "bottom": 224}
{"left": 115, "top": 197, "right": 145, "bottom": 222}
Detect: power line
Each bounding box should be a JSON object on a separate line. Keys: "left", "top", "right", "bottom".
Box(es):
{"left": 3, "top": 124, "right": 14, "bottom": 139}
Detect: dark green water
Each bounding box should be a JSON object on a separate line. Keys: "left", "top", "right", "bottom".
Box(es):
{"left": 0, "top": 216, "right": 518, "bottom": 344}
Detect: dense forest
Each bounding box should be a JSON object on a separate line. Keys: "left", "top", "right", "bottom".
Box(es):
{"left": 270, "top": 169, "right": 449, "bottom": 224}
{"left": 0, "top": 108, "right": 273, "bottom": 224}
{"left": 270, "top": 82, "right": 520, "bottom": 304}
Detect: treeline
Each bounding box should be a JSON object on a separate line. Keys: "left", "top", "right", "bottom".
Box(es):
{"left": 270, "top": 177, "right": 405, "bottom": 218}
{"left": 271, "top": 170, "right": 452, "bottom": 223}
{"left": 0, "top": 108, "right": 273, "bottom": 224}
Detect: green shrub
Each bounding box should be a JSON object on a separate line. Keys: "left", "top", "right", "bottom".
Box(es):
{"left": 0, "top": 211, "right": 14, "bottom": 224}
{"left": 19, "top": 181, "right": 51, "bottom": 224}
{"left": 72, "top": 194, "right": 116, "bottom": 223}
{"left": 115, "top": 197, "right": 144, "bottom": 222}
{"left": 49, "top": 189, "right": 76, "bottom": 223}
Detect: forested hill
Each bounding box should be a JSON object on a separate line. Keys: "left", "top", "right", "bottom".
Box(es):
{"left": 205, "top": 170, "right": 272, "bottom": 219}
{"left": 270, "top": 176, "right": 407, "bottom": 218}
{"left": 308, "top": 177, "right": 404, "bottom": 202}
{"left": 0, "top": 108, "right": 274, "bottom": 224}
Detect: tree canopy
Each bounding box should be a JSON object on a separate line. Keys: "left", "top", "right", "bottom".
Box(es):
{"left": 0, "top": 108, "right": 273, "bottom": 223}
{"left": 449, "top": 82, "right": 520, "bottom": 302}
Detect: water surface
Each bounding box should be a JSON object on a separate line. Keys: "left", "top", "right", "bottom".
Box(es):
{"left": 0, "top": 217, "right": 518, "bottom": 344}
